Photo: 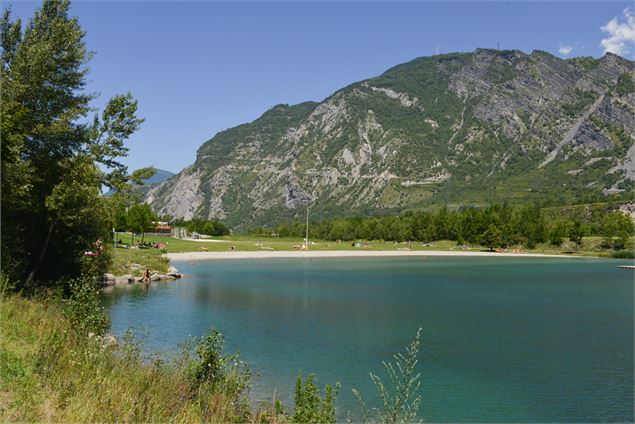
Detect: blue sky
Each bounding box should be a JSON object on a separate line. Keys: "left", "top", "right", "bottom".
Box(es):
{"left": 6, "top": 1, "right": 634, "bottom": 174}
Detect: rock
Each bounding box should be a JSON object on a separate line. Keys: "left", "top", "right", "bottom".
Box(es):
{"left": 115, "top": 274, "right": 134, "bottom": 284}
{"left": 150, "top": 273, "right": 166, "bottom": 281}
{"left": 167, "top": 265, "right": 179, "bottom": 273}
{"left": 166, "top": 272, "right": 182, "bottom": 279}
{"left": 104, "top": 273, "right": 116, "bottom": 282}
{"left": 134, "top": 276, "right": 144, "bottom": 282}
{"left": 166, "top": 275, "right": 176, "bottom": 280}
{"left": 98, "top": 334, "right": 118, "bottom": 349}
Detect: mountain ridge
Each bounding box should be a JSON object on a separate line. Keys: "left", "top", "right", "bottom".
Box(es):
{"left": 148, "top": 49, "right": 634, "bottom": 227}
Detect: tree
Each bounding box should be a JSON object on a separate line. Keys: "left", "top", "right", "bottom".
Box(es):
{"left": 0, "top": 0, "right": 150, "bottom": 288}
{"left": 514, "top": 203, "right": 546, "bottom": 249}
{"left": 568, "top": 220, "right": 585, "bottom": 251}
{"left": 481, "top": 224, "right": 502, "bottom": 251}
{"left": 548, "top": 220, "right": 571, "bottom": 247}
{"left": 127, "top": 203, "right": 155, "bottom": 244}
{"left": 600, "top": 211, "right": 634, "bottom": 250}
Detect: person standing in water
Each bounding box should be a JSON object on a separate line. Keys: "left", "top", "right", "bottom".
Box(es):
{"left": 143, "top": 268, "right": 151, "bottom": 282}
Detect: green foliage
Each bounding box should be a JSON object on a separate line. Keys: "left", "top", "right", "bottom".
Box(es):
{"left": 292, "top": 373, "right": 340, "bottom": 424}
{"left": 481, "top": 224, "right": 503, "bottom": 251}
{"left": 172, "top": 217, "right": 231, "bottom": 237}
{"left": 600, "top": 211, "right": 634, "bottom": 250}
{"left": 548, "top": 220, "right": 571, "bottom": 246}
{"left": 0, "top": 272, "right": 14, "bottom": 296}
{"left": 126, "top": 203, "right": 156, "bottom": 243}
{"left": 353, "top": 328, "right": 423, "bottom": 424}
{"left": 568, "top": 220, "right": 585, "bottom": 250}
{"left": 610, "top": 250, "right": 635, "bottom": 259}
{"left": 250, "top": 202, "right": 608, "bottom": 250}
{"left": 562, "top": 89, "right": 597, "bottom": 117}
{"left": 615, "top": 72, "right": 635, "bottom": 96}
{"left": 1, "top": 0, "right": 146, "bottom": 289}
{"left": 63, "top": 275, "right": 110, "bottom": 336}
{"left": 185, "top": 327, "right": 251, "bottom": 406}
{"left": 1, "top": 295, "right": 250, "bottom": 422}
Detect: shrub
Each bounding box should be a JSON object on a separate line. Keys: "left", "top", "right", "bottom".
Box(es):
{"left": 353, "top": 328, "right": 423, "bottom": 424}
{"left": 611, "top": 250, "right": 635, "bottom": 259}
{"left": 293, "top": 373, "right": 340, "bottom": 424}
{"left": 184, "top": 327, "right": 251, "bottom": 418}
{"left": 0, "top": 272, "right": 14, "bottom": 296}
{"left": 63, "top": 275, "right": 110, "bottom": 337}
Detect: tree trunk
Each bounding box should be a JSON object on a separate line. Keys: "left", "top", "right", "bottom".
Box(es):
{"left": 25, "top": 220, "right": 56, "bottom": 286}
{"left": 141, "top": 232, "right": 145, "bottom": 244}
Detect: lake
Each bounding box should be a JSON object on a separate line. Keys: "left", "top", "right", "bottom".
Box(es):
{"left": 102, "top": 256, "right": 634, "bottom": 422}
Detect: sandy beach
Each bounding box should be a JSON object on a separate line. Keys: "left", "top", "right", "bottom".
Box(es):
{"left": 165, "top": 250, "right": 580, "bottom": 261}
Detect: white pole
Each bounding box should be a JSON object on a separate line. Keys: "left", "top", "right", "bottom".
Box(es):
{"left": 305, "top": 202, "right": 309, "bottom": 251}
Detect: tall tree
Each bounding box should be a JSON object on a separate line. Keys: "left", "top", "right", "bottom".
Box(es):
{"left": 1, "top": 0, "right": 152, "bottom": 289}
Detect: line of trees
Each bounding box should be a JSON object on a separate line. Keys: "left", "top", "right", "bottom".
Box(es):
{"left": 171, "top": 218, "right": 230, "bottom": 237}
{"left": 250, "top": 203, "right": 634, "bottom": 251}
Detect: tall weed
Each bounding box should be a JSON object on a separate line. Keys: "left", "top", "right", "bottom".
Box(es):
{"left": 352, "top": 328, "right": 423, "bottom": 424}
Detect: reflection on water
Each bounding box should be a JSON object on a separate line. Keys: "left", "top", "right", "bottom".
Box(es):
{"left": 102, "top": 257, "right": 634, "bottom": 422}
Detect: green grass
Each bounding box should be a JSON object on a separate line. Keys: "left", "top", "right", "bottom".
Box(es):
{"left": 110, "top": 246, "right": 169, "bottom": 276}
{"left": 108, "top": 233, "right": 628, "bottom": 277}
{"left": 0, "top": 295, "right": 246, "bottom": 422}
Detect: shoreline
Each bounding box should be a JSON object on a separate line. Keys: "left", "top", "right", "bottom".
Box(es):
{"left": 164, "top": 250, "right": 589, "bottom": 261}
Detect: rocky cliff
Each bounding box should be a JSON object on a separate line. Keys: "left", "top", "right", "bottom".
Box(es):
{"left": 147, "top": 49, "right": 634, "bottom": 227}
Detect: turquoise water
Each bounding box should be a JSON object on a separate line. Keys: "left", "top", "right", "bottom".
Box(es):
{"left": 102, "top": 257, "right": 634, "bottom": 422}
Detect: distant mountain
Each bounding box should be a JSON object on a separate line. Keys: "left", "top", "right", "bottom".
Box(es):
{"left": 146, "top": 49, "right": 634, "bottom": 228}
{"left": 106, "top": 168, "right": 175, "bottom": 196}
{"left": 142, "top": 169, "right": 176, "bottom": 186}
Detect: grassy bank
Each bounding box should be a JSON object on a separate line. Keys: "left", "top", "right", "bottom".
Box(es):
{"left": 0, "top": 295, "right": 248, "bottom": 422}
{"left": 110, "top": 233, "right": 633, "bottom": 276}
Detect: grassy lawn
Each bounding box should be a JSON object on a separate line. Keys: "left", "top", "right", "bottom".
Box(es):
{"left": 109, "top": 233, "right": 632, "bottom": 276}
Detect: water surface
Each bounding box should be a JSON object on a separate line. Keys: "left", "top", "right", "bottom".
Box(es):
{"left": 102, "top": 257, "right": 634, "bottom": 422}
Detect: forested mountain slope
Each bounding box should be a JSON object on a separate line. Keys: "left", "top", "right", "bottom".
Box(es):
{"left": 147, "top": 49, "right": 634, "bottom": 227}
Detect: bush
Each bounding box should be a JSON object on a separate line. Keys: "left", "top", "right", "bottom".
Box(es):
{"left": 184, "top": 327, "right": 251, "bottom": 419}
{"left": 353, "top": 328, "right": 423, "bottom": 424}
{"left": 63, "top": 275, "right": 110, "bottom": 337}
{"left": 293, "top": 373, "right": 340, "bottom": 424}
{"left": 611, "top": 250, "right": 635, "bottom": 259}
{"left": 0, "top": 272, "right": 14, "bottom": 296}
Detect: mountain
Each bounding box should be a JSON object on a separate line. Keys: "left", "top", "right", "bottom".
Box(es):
{"left": 146, "top": 49, "right": 634, "bottom": 228}
{"left": 142, "top": 169, "right": 176, "bottom": 186}
{"left": 107, "top": 168, "right": 175, "bottom": 196}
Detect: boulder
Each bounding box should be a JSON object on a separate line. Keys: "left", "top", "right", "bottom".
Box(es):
{"left": 167, "top": 266, "right": 179, "bottom": 273}
{"left": 115, "top": 274, "right": 134, "bottom": 284}
{"left": 166, "top": 272, "right": 182, "bottom": 279}
{"left": 102, "top": 274, "right": 116, "bottom": 286}
{"left": 134, "top": 276, "right": 144, "bottom": 282}
{"left": 150, "top": 273, "right": 166, "bottom": 281}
